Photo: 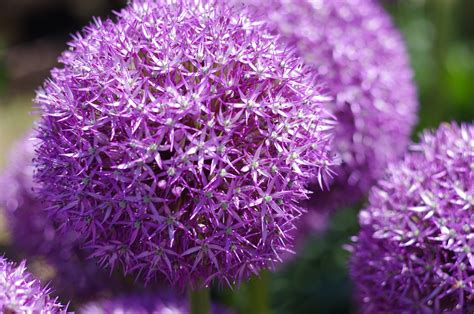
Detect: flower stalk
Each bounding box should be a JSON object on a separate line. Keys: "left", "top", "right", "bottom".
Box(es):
{"left": 189, "top": 285, "right": 211, "bottom": 314}
{"left": 248, "top": 271, "right": 269, "bottom": 314}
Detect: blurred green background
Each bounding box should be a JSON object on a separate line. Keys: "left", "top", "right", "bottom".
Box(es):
{"left": 0, "top": 0, "right": 472, "bottom": 313}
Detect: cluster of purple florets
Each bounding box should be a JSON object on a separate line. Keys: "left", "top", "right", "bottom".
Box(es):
{"left": 79, "top": 294, "right": 186, "bottom": 314}
{"left": 234, "top": 0, "right": 418, "bottom": 229}
{"left": 34, "top": 0, "right": 335, "bottom": 287}
{"left": 80, "top": 293, "right": 232, "bottom": 314}
{"left": 0, "top": 135, "right": 119, "bottom": 302}
{"left": 350, "top": 122, "right": 474, "bottom": 313}
{"left": 0, "top": 256, "right": 66, "bottom": 313}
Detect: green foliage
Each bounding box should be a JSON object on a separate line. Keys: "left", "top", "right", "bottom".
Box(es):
{"left": 270, "top": 207, "right": 359, "bottom": 314}
{"left": 388, "top": 0, "right": 474, "bottom": 132}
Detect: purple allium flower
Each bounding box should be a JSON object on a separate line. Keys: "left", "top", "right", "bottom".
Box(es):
{"left": 0, "top": 256, "right": 66, "bottom": 313}
{"left": 350, "top": 122, "right": 474, "bottom": 313}
{"left": 0, "top": 136, "right": 43, "bottom": 254}
{"left": 233, "top": 0, "right": 418, "bottom": 229}
{"left": 80, "top": 293, "right": 231, "bottom": 314}
{"left": 0, "top": 134, "right": 118, "bottom": 302}
{"left": 34, "top": 0, "right": 335, "bottom": 287}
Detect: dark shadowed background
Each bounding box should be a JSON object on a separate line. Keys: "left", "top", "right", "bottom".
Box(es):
{"left": 0, "top": 0, "right": 473, "bottom": 313}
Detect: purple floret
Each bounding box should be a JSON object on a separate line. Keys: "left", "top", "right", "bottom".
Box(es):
{"left": 34, "top": 0, "right": 335, "bottom": 287}
{"left": 234, "top": 0, "right": 418, "bottom": 231}
{"left": 350, "top": 122, "right": 474, "bottom": 313}
{"left": 0, "top": 256, "right": 66, "bottom": 313}
{"left": 0, "top": 134, "right": 117, "bottom": 302}
{"left": 80, "top": 293, "right": 232, "bottom": 314}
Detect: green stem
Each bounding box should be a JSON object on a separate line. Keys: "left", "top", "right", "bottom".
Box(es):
{"left": 247, "top": 271, "right": 269, "bottom": 314}
{"left": 189, "top": 285, "right": 211, "bottom": 314}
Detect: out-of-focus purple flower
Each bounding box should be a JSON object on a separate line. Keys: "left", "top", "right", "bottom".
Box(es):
{"left": 233, "top": 0, "right": 418, "bottom": 231}
{"left": 80, "top": 293, "right": 232, "bottom": 314}
{"left": 0, "top": 256, "right": 66, "bottom": 313}
{"left": 34, "top": 0, "right": 336, "bottom": 287}
{"left": 350, "top": 122, "right": 474, "bottom": 313}
{"left": 1, "top": 136, "right": 44, "bottom": 254}
{"left": 0, "top": 134, "right": 117, "bottom": 302}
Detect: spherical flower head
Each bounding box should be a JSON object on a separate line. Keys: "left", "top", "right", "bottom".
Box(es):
{"left": 80, "top": 293, "right": 232, "bottom": 314}
{"left": 233, "top": 0, "right": 418, "bottom": 227}
{"left": 0, "top": 256, "right": 66, "bottom": 313}
{"left": 0, "top": 134, "right": 118, "bottom": 302}
{"left": 34, "top": 0, "right": 335, "bottom": 287}
{"left": 350, "top": 122, "right": 474, "bottom": 313}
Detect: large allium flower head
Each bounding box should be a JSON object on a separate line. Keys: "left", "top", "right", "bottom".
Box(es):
{"left": 0, "top": 134, "right": 117, "bottom": 302}
{"left": 35, "top": 0, "right": 335, "bottom": 287}
{"left": 234, "top": 0, "right": 418, "bottom": 224}
{"left": 0, "top": 256, "right": 66, "bottom": 313}
{"left": 350, "top": 122, "right": 474, "bottom": 313}
{"left": 80, "top": 293, "right": 232, "bottom": 314}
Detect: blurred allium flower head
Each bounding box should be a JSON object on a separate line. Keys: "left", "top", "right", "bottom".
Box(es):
{"left": 34, "top": 0, "right": 335, "bottom": 286}
{"left": 0, "top": 134, "right": 116, "bottom": 302}
{"left": 233, "top": 0, "right": 418, "bottom": 227}
{"left": 350, "top": 122, "right": 474, "bottom": 313}
{"left": 0, "top": 256, "right": 66, "bottom": 313}
{"left": 80, "top": 293, "right": 231, "bottom": 314}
